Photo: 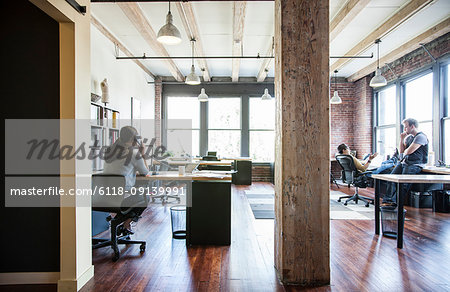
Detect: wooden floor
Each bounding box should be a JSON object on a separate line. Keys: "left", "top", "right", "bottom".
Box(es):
{"left": 7, "top": 183, "right": 445, "bottom": 292}
{"left": 76, "top": 182, "right": 450, "bottom": 291}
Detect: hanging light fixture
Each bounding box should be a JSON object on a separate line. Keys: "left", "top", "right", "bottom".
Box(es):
{"left": 370, "top": 38, "right": 387, "bottom": 88}
{"left": 330, "top": 70, "right": 342, "bottom": 104}
{"left": 261, "top": 88, "right": 272, "bottom": 100}
{"left": 198, "top": 88, "right": 208, "bottom": 102}
{"left": 185, "top": 39, "right": 201, "bottom": 85}
{"left": 157, "top": 1, "right": 182, "bottom": 45}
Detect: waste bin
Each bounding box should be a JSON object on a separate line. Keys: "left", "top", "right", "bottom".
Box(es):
{"left": 170, "top": 205, "right": 186, "bottom": 239}
{"left": 433, "top": 190, "right": 450, "bottom": 213}
{"left": 380, "top": 206, "right": 406, "bottom": 239}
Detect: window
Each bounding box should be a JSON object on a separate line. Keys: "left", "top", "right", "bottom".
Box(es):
{"left": 443, "top": 64, "right": 450, "bottom": 163}
{"left": 166, "top": 97, "right": 200, "bottom": 157}
{"left": 249, "top": 97, "right": 275, "bottom": 162}
{"left": 375, "top": 86, "right": 396, "bottom": 158}
{"left": 404, "top": 72, "right": 433, "bottom": 151}
{"left": 207, "top": 98, "right": 241, "bottom": 157}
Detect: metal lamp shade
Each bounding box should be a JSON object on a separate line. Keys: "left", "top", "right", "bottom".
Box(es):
{"left": 185, "top": 65, "right": 201, "bottom": 85}
{"left": 330, "top": 91, "right": 342, "bottom": 104}
{"left": 198, "top": 88, "right": 208, "bottom": 102}
{"left": 370, "top": 68, "right": 387, "bottom": 87}
{"left": 157, "top": 12, "right": 182, "bottom": 45}
{"left": 261, "top": 88, "right": 272, "bottom": 100}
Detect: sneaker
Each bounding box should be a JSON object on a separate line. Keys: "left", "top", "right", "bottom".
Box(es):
{"left": 381, "top": 202, "right": 397, "bottom": 207}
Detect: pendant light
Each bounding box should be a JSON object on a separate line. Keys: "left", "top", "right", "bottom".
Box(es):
{"left": 370, "top": 38, "right": 387, "bottom": 88}
{"left": 157, "top": 1, "right": 182, "bottom": 45}
{"left": 185, "top": 39, "right": 201, "bottom": 85}
{"left": 198, "top": 88, "right": 208, "bottom": 102}
{"left": 330, "top": 70, "right": 342, "bottom": 104}
{"left": 261, "top": 88, "right": 272, "bottom": 100}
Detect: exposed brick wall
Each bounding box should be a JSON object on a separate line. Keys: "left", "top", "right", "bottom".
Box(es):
{"left": 330, "top": 78, "right": 372, "bottom": 178}
{"left": 330, "top": 81, "right": 355, "bottom": 157}
{"left": 154, "top": 80, "right": 162, "bottom": 146}
{"left": 381, "top": 33, "right": 449, "bottom": 82}
{"left": 252, "top": 164, "right": 273, "bottom": 182}
{"left": 353, "top": 76, "right": 373, "bottom": 159}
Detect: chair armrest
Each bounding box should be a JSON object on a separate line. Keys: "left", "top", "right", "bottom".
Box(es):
{"left": 359, "top": 171, "right": 372, "bottom": 176}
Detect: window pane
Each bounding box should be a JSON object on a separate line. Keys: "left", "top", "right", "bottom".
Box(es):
{"left": 376, "top": 127, "right": 396, "bottom": 159}
{"left": 208, "top": 130, "right": 240, "bottom": 157}
{"left": 445, "top": 119, "right": 450, "bottom": 163}
{"left": 167, "top": 97, "right": 200, "bottom": 128}
{"left": 250, "top": 98, "right": 275, "bottom": 129}
{"left": 250, "top": 131, "right": 275, "bottom": 162}
{"left": 405, "top": 72, "right": 433, "bottom": 121}
{"left": 417, "top": 121, "right": 432, "bottom": 154}
{"left": 208, "top": 98, "right": 241, "bottom": 129}
{"left": 377, "top": 86, "right": 396, "bottom": 126}
{"left": 445, "top": 64, "right": 449, "bottom": 117}
{"left": 166, "top": 129, "right": 199, "bottom": 157}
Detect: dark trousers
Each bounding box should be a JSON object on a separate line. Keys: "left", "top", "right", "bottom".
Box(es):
{"left": 383, "top": 163, "right": 422, "bottom": 203}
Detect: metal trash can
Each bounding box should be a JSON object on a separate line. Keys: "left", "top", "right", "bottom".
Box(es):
{"left": 170, "top": 205, "right": 186, "bottom": 239}
{"left": 380, "top": 206, "right": 406, "bottom": 238}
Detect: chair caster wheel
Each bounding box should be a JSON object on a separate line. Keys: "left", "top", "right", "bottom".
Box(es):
{"left": 140, "top": 244, "right": 146, "bottom": 252}
{"left": 365, "top": 203, "right": 369, "bottom": 207}
{"left": 337, "top": 199, "right": 341, "bottom": 202}
{"left": 343, "top": 202, "right": 347, "bottom": 206}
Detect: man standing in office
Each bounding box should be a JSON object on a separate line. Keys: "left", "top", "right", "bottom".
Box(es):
{"left": 383, "top": 118, "right": 429, "bottom": 206}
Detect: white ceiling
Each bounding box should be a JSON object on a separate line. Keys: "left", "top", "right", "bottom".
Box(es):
{"left": 91, "top": 0, "right": 450, "bottom": 80}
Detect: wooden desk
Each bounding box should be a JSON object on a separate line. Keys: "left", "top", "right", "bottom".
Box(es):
{"left": 137, "top": 171, "right": 232, "bottom": 246}
{"left": 422, "top": 166, "right": 450, "bottom": 175}
{"left": 194, "top": 160, "right": 233, "bottom": 166}
{"left": 372, "top": 174, "right": 450, "bottom": 249}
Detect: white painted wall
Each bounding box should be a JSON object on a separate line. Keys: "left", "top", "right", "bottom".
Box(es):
{"left": 90, "top": 23, "right": 155, "bottom": 140}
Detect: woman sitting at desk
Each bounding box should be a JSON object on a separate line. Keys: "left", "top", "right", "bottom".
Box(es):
{"left": 337, "top": 143, "right": 378, "bottom": 172}
{"left": 103, "top": 126, "right": 150, "bottom": 235}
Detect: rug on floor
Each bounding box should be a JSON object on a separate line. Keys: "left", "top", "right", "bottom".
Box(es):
{"left": 244, "top": 190, "right": 375, "bottom": 220}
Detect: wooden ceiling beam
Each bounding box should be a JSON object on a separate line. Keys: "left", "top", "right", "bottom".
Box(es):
{"left": 91, "top": 16, "right": 156, "bottom": 79}
{"left": 232, "top": 1, "right": 247, "bottom": 82}
{"left": 348, "top": 17, "right": 450, "bottom": 82}
{"left": 256, "top": 37, "right": 274, "bottom": 82}
{"left": 331, "top": 0, "right": 434, "bottom": 72}
{"left": 118, "top": 2, "right": 185, "bottom": 82}
{"left": 330, "top": 0, "right": 370, "bottom": 42}
{"left": 175, "top": 2, "right": 211, "bottom": 82}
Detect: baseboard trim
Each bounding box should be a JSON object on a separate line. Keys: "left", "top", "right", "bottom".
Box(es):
{"left": 0, "top": 272, "right": 60, "bottom": 285}
{"left": 57, "top": 265, "right": 94, "bottom": 292}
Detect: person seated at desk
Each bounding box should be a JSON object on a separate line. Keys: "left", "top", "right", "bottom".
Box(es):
{"left": 382, "top": 118, "right": 429, "bottom": 206}
{"left": 103, "top": 126, "right": 150, "bottom": 235}
{"left": 337, "top": 143, "right": 378, "bottom": 172}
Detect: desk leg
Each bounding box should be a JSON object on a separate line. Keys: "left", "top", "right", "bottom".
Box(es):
{"left": 375, "top": 179, "right": 380, "bottom": 235}
{"left": 186, "top": 181, "right": 192, "bottom": 247}
{"left": 397, "top": 182, "right": 404, "bottom": 249}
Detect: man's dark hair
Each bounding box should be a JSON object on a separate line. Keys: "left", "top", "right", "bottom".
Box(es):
{"left": 337, "top": 143, "right": 348, "bottom": 154}
{"left": 402, "top": 118, "right": 418, "bottom": 128}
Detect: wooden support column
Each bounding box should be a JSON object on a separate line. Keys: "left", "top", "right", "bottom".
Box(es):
{"left": 274, "top": 0, "right": 330, "bottom": 286}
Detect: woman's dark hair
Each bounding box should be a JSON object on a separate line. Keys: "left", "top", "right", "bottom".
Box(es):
{"left": 104, "top": 126, "right": 139, "bottom": 162}
{"left": 337, "top": 143, "right": 348, "bottom": 154}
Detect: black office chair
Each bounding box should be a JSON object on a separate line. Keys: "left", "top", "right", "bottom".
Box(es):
{"left": 92, "top": 174, "right": 147, "bottom": 261}
{"left": 335, "top": 154, "right": 374, "bottom": 207}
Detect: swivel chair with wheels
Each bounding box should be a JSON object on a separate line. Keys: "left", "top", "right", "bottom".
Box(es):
{"left": 92, "top": 174, "right": 147, "bottom": 261}
{"left": 335, "top": 154, "right": 374, "bottom": 207}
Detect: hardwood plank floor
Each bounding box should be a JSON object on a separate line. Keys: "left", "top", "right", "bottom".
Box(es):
{"left": 75, "top": 182, "right": 450, "bottom": 291}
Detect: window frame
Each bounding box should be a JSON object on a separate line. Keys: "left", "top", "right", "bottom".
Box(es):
{"left": 162, "top": 86, "right": 275, "bottom": 162}
{"left": 373, "top": 56, "right": 450, "bottom": 163}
